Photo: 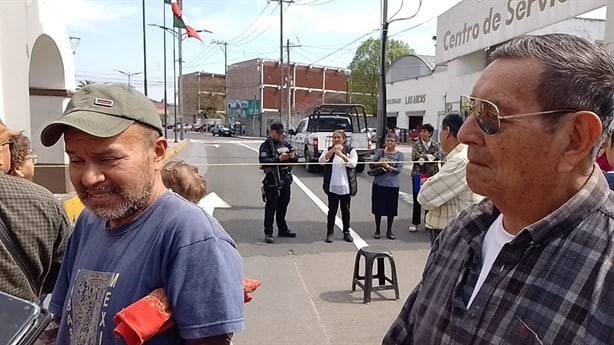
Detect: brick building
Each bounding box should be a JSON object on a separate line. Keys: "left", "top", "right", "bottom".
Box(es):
{"left": 179, "top": 72, "right": 225, "bottom": 125}
{"left": 226, "top": 59, "right": 351, "bottom": 136}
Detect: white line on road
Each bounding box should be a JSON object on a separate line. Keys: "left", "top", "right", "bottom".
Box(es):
{"left": 238, "top": 142, "right": 368, "bottom": 249}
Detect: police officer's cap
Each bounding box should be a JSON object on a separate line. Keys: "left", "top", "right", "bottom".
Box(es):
{"left": 270, "top": 122, "right": 284, "bottom": 132}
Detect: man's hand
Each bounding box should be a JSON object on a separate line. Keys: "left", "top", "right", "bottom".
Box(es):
{"left": 279, "top": 152, "right": 292, "bottom": 161}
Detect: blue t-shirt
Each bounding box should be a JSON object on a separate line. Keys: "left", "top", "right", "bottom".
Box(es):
{"left": 49, "top": 192, "right": 245, "bottom": 344}
{"left": 605, "top": 171, "right": 614, "bottom": 190}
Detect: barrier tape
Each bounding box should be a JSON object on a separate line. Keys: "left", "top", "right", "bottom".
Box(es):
{"left": 36, "top": 159, "right": 445, "bottom": 168}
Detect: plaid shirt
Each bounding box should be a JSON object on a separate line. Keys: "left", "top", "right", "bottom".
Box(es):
{"left": 383, "top": 167, "right": 614, "bottom": 345}
{"left": 0, "top": 174, "right": 71, "bottom": 301}
{"left": 417, "top": 144, "right": 483, "bottom": 230}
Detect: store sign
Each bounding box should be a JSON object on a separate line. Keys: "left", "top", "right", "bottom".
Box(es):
{"left": 227, "top": 99, "right": 261, "bottom": 118}
{"left": 405, "top": 94, "right": 426, "bottom": 104}
{"left": 436, "top": 0, "right": 606, "bottom": 62}
{"left": 387, "top": 98, "right": 402, "bottom": 105}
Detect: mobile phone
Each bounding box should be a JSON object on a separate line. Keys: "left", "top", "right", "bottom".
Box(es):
{"left": 0, "top": 290, "right": 41, "bottom": 345}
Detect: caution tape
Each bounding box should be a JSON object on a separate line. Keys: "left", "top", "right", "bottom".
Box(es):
{"left": 35, "top": 159, "right": 445, "bottom": 168}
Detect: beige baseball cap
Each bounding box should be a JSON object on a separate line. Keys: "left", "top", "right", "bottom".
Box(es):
{"left": 41, "top": 83, "right": 163, "bottom": 147}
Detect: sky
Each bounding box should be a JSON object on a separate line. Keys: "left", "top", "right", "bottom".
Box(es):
{"left": 50, "top": 0, "right": 606, "bottom": 102}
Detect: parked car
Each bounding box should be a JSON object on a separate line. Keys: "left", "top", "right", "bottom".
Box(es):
{"left": 212, "top": 124, "right": 233, "bottom": 137}
{"left": 287, "top": 104, "right": 375, "bottom": 173}
{"left": 360, "top": 127, "right": 377, "bottom": 139}
{"left": 193, "top": 123, "right": 208, "bottom": 132}
{"left": 183, "top": 123, "right": 193, "bottom": 131}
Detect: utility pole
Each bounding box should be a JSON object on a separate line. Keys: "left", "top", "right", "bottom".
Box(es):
{"left": 377, "top": 0, "right": 389, "bottom": 149}
{"left": 115, "top": 70, "right": 143, "bottom": 87}
{"left": 377, "top": 0, "right": 420, "bottom": 148}
{"left": 271, "top": 0, "right": 294, "bottom": 122}
{"left": 286, "top": 38, "right": 300, "bottom": 129}
{"left": 162, "top": 2, "right": 168, "bottom": 138}
{"left": 149, "top": 21, "right": 211, "bottom": 143}
{"left": 212, "top": 40, "right": 228, "bottom": 123}
{"left": 197, "top": 72, "right": 201, "bottom": 120}
{"left": 177, "top": 0, "right": 185, "bottom": 140}
{"left": 141, "top": 0, "right": 148, "bottom": 95}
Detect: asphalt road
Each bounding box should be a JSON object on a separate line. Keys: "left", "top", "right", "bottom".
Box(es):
{"left": 173, "top": 132, "right": 432, "bottom": 345}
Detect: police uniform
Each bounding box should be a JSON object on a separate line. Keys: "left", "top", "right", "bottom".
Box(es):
{"left": 259, "top": 127, "right": 298, "bottom": 242}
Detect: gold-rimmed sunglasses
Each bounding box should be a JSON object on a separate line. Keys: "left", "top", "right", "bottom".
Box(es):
{"left": 459, "top": 95, "right": 576, "bottom": 135}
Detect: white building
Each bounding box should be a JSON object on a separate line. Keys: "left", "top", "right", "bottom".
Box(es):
{"left": 387, "top": 0, "right": 609, "bottom": 135}
{"left": 0, "top": 0, "right": 75, "bottom": 192}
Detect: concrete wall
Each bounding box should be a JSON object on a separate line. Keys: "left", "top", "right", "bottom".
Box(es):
{"left": 1, "top": 0, "right": 75, "bottom": 193}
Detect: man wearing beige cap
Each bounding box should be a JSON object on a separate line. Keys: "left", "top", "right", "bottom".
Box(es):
{"left": 0, "top": 122, "right": 71, "bottom": 302}
{"left": 42, "top": 84, "right": 244, "bottom": 345}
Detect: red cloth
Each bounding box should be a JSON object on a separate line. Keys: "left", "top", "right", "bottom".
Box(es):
{"left": 113, "top": 288, "right": 173, "bottom": 345}
{"left": 113, "top": 278, "right": 262, "bottom": 345}
{"left": 597, "top": 152, "right": 612, "bottom": 171}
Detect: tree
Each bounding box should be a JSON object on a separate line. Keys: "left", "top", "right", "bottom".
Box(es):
{"left": 77, "top": 80, "right": 96, "bottom": 90}
{"left": 348, "top": 38, "right": 413, "bottom": 115}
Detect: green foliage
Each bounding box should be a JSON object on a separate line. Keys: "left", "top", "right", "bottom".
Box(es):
{"left": 348, "top": 38, "right": 413, "bottom": 115}
{"left": 76, "top": 80, "right": 96, "bottom": 90}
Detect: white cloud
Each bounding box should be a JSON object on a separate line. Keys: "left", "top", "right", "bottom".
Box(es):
{"left": 49, "top": 0, "right": 139, "bottom": 31}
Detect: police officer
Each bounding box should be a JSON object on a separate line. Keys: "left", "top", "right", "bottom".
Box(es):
{"left": 259, "top": 122, "right": 298, "bottom": 243}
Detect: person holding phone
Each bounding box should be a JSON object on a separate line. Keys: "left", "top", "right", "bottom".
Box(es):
{"left": 259, "top": 122, "right": 298, "bottom": 243}
{"left": 408, "top": 123, "right": 441, "bottom": 232}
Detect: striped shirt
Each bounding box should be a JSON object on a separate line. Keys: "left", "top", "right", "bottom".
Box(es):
{"left": 417, "top": 144, "right": 482, "bottom": 230}
{"left": 383, "top": 167, "right": 614, "bottom": 345}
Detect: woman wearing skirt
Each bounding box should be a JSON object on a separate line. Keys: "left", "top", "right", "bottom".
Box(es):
{"left": 370, "top": 133, "right": 404, "bottom": 239}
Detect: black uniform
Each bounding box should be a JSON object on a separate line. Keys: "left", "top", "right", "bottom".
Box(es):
{"left": 259, "top": 136, "right": 298, "bottom": 237}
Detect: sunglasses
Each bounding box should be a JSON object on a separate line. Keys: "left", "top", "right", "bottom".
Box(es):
{"left": 459, "top": 95, "right": 576, "bottom": 135}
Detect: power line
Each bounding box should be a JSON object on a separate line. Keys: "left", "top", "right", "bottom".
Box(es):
{"left": 226, "top": 2, "right": 273, "bottom": 44}
{"left": 311, "top": 28, "right": 379, "bottom": 64}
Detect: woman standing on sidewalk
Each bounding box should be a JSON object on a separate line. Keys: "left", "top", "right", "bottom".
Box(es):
{"left": 370, "top": 133, "right": 404, "bottom": 239}
{"left": 409, "top": 124, "right": 441, "bottom": 232}
{"left": 319, "top": 130, "right": 358, "bottom": 243}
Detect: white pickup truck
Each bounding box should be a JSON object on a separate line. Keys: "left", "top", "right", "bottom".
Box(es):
{"left": 288, "top": 104, "right": 375, "bottom": 173}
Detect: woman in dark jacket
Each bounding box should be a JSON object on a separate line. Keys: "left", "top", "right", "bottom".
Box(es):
{"left": 370, "top": 133, "right": 404, "bottom": 239}
{"left": 319, "top": 130, "right": 358, "bottom": 243}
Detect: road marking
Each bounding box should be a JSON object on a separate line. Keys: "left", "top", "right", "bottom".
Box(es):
{"left": 238, "top": 142, "right": 368, "bottom": 249}
{"left": 197, "top": 192, "right": 231, "bottom": 216}
{"left": 399, "top": 191, "right": 413, "bottom": 204}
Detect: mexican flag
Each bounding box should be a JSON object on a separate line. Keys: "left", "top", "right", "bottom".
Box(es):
{"left": 164, "top": 0, "right": 202, "bottom": 42}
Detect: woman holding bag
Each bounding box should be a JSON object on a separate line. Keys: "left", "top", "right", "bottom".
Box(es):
{"left": 319, "top": 130, "right": 358, "bottom": 243}
{"left": 369, "top": 133, "right": 404, "bottom": 239}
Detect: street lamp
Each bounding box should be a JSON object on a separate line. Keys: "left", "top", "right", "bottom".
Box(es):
{"left": 115, "top": 70, "right": 143, "bottom": 87}
{"left": 149, "top": 23, "right": 212, "bottom": 142}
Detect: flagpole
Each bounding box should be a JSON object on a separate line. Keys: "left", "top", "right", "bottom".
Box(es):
{"left": 173, "top": 30, "right": 178, "bottom": 143}
{"left": 163, "top": 1, "right": 168, "bottom": 138}
{"left": 142, "top": 0, "right": 148, "bottom": 95}
{"left": 178, "top": 0, "right": 184, "bottom": 141}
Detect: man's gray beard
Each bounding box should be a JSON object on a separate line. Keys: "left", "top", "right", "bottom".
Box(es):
{"left": 90, "top": 189, "right": 152, "bottom": 221}
{"left": 78, "top": 180, "right": 154, "bottom": 222}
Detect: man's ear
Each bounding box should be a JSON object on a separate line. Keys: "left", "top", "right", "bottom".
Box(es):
{"left": 153, "top": 137, "right": 168, "bottom": 166}
{"left": 558, "top": 111, "right": 602, "bottom": 173}
{"left": 14, "top": 167, "right": 25, "bottom": 178}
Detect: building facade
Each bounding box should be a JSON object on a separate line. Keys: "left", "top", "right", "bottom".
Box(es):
{"left": 180, "top": 72, "right": 225, "bottom": 124}
{"left": 387, "top": 5, "right": 609, "bottom": 138}
{"left": 0, "top": 0, "right": 75, "bottom": 193}
{"left": 226, "top": 59, "right": 350, "bottom": 136}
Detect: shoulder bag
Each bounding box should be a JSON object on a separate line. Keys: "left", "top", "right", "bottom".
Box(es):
{"left": 0, "top": 216, "right": 37, "bottom": 295}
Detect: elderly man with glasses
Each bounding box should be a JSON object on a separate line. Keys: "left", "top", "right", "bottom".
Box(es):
{"left": 383, "top": 33, "right": 614, "bottom": 345}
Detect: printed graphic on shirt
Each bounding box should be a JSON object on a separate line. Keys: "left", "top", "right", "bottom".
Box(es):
{"left": 67, "top": 269, "right": 119, "bottom": 345}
